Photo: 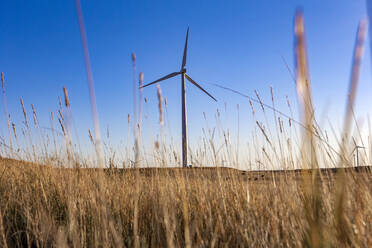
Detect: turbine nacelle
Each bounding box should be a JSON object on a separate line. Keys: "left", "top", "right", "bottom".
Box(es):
{"left": 141, "top": 28, "right": 216, "bottom": 102}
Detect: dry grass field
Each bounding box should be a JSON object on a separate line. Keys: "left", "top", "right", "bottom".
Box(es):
{"left": 0, "top": 158, "right": 371, "bottom": 247}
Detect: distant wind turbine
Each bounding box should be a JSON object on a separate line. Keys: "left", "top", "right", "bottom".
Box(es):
{"left": 352, "top": 138, "right": 365, "bottom": 167}
{"left": 141, "top": 27, "right": 217, "bottom": 168}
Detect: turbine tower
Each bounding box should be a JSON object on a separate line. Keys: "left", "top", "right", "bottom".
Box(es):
{"left": 141, "top": 28, "right": 217, "bottom": 168}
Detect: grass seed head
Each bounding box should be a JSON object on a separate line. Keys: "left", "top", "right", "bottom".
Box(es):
{"left": 157, "top": 84, "right": 164, "bottom": 126}
{"left": 11, "top": 123, "right": 17, "bottom": 139}
{"left": 1, "top": 72, "right": 4, "bottom": 90}
{"left": 63, "top": 87, "right": 70, "bottom": 108}
{"left": 139, "top": 72, "right": 144, "bottom": 88}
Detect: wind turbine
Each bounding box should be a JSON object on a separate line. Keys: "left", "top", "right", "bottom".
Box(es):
{"left": 352, "top": 138, "right": 366, "bottom": 167}
{"left": 141, "top": 28, "right": 217, "bottom": 168}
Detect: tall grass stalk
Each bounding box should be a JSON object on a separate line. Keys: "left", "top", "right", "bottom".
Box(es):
{"left": 62, "top": 87, "right": 73, "bottom": 164}
{"left": 131, "top": 53, "right": 141, "bottom": 248}
{"left": 341, "top": 19, "right": 368, "bottom": 164}
{"left": 334, "top": 18, "right": 368, "bottom": 246}
{"left": 294, "top": 10, "right": 324, "bottom": 247}
{"left": 74, "top": 0, "right": 103, "bottom": 167}
{"left": 1, "top": 73, "right": 12, "bottom": 157}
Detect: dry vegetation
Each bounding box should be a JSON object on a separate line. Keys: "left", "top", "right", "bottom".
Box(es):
{"left": 0, "top": 7, "right": 372, "bottom": 248}
{"left": 0, "top": 161, "right": 371, "bottom": 247}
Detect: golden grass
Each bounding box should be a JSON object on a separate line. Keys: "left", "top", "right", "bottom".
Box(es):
{"left": 0, "top": 159, "right": 371, "bottom": 247}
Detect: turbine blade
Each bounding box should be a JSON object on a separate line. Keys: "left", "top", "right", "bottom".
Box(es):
{"left": 185, "top": 74, "right": 217, "bottom": 102}
{"left": 141, "top": 72, "right": 181, "bottom": 88}
{"left": 181, "top": 27, "right": 189, "bottom": 70}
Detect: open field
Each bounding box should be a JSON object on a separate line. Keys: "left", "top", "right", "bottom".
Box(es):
{"left": 1, "top": 1, "right": 372, "bottom": 247}
{"left": 0, "top": 158, "right": 371, "bottom": 247}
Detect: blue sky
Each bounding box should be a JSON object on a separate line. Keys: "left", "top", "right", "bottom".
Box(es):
{"left": 0, "top": 0, "right": 370, "bottom": 158}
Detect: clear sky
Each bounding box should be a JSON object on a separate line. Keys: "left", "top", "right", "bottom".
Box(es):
{"left": 0, "top": 0, "right": 371, "bottom": 163}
